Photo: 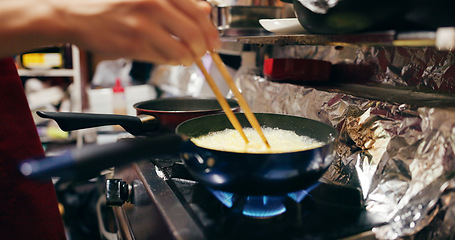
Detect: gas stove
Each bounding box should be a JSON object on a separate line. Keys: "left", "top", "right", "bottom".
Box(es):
{"left": 108, "top": 153, "right": 387, "bottom": 240}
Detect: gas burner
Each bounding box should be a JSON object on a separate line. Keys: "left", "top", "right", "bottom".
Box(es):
{"left": 208, "top": 182, "right": 320, "bottom": 219}
{"left": 111, "top": 160, "right": 389, "bottom": 240}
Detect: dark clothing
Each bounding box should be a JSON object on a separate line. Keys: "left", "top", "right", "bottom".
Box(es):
{"left": 0, "top": 57, "right": 66, "bottom": 239}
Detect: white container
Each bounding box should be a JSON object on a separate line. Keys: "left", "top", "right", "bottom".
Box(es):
{"left": 124, "top": 85, "right": 157, "bottom": 116}
{"left": 87, "top": 88, "right": 114, "bottom": 131}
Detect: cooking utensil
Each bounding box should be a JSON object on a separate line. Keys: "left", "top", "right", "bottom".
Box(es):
{"left": 211, "top": 6, "right": 282, "bottom": 36}
{"left": 195, "top": 60, "right": 249, "bottom": 144}
{"left": 289, "top": 0, "right": 405, "bottom": 34}
{"left": 177, "top": 113, "right": 337, "bottom": 195}
{"left": 19, "top": 113, "right": 338, "bottom": 195}
{"left": 209, "top": 51, "right": 271, "bottom": 148}
{"left": 37, "top": 97, "right": 240, "bottom": 135}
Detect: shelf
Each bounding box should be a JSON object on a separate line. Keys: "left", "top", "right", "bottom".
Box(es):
{"left": 18, "top": 68, "right": 75, "bottom": 77}
{"left": 19, "top": 45, "right": 85, "bottom": 146}
{"left": 312, "top": 83, "right": 455, "bottom": 109}
{"left": 235, "top": 27, "right": 455, "bottom": 50}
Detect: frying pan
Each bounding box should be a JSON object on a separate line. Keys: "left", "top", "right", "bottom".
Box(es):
{"left": 288, "top": 0, "right": 406, "bottom": 34}
{"left": 288, "top": 0, "right": 455, "bottom": 35}
{"left": 19, "top": 113, "right": 338, "bottom": 196}
{"left": 37, "top": 97, "right": 240, "bottom": 135}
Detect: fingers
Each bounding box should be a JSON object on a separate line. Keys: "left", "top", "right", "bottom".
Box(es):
{"left": 161, "top": 0, "right": 221, "bottom": 58}
{"left": 141, "top": 22, "right": 197, "bottom": 66}
{"left": 170, "top": 0, "right": 220, "bottom": 48}
{"left": 65, "top": 0, "right": 220, "bottom": 66}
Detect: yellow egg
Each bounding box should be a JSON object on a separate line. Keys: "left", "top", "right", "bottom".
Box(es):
{"left": 191, "top": 127, "right": 324, "bottom": 153}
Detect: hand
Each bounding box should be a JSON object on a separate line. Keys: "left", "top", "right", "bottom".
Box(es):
{"left": 0, "top": 0, "right": 221, "bottom": 66}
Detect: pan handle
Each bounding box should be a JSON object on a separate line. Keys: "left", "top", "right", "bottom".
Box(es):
{"left": 19, "top": 134, "right": 183, "bottom": 181}
{"left": 37, "top": 111, "right": 157, "bottom": 135}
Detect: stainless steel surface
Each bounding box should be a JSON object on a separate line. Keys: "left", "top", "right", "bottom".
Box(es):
{"left": 112, "top": 161, "right": 206, "bottom": 240}
{"left": 132, "top": 161, "right": 206, "bottom": 240}
{"left": 236, "top": 28, "right": 455, "bottom": 50}
{"left": 112, "top": 206, "right": 134, "bottom": 240}
{"left": 237, "top": 30, "right": 437, "bottom": 47}
{"left": 212, "top": 6, "right": 281, "bottom": 36}
{"left": 218, "top": 37, "right": 244, "bottom": 55}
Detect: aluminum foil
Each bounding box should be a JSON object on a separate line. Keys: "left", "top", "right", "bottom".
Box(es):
{"left": 236, "top": 72, "right": 455, "bottom": 239}
{"left": 363, "top": 47, "right": 455, "bottom": 93}
{"left": 263, "top": 45, "right": 455, "bottom": 94}
{"left": 149, "top": 44, "right": 455, "bottom": 239}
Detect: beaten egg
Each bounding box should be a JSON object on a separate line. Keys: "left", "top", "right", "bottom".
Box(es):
{"left": 191, "top": 127, "right": 324, "bottom": 153}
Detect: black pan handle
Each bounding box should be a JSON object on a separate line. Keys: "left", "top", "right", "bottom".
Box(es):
{"left": 19, "top": 134, "right": 183, "bottom": 181}
{"left": 37, "top": 111, "right": 154, "bottom": 135}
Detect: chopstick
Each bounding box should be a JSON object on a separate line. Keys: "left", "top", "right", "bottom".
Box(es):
{"left": 195, "top": 59, "right": 250, "bottom": 144}
{"left": 198, "top": 51, "right": 271, "bottom": 149}
{"left": 209, "top": 51, "right": 271, "bottom": 148}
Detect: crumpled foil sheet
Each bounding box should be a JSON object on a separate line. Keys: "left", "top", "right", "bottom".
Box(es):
{"left": 264, "top": 45, "right": 455, "bottom": 94}
{"left": 236, "top": 73, "right": 455, "bottom": 239}
{"left": 362, "top": 46, "right": 455, "bottom": 93}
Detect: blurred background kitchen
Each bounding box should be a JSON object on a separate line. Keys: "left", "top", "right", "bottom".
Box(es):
{"left": 16, "top": 0, "right": 455, "bottom": 239}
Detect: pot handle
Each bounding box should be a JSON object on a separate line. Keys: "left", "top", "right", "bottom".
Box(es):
{"left": 37, "top": 111, "right": 155, "bottom": 135}
{"left": 19, "top": 134, "right": 183, "bottom": 181}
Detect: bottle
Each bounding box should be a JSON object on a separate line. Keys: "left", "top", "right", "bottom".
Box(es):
{"left": 112, "top": 78, "right": 127, "bottom": 115}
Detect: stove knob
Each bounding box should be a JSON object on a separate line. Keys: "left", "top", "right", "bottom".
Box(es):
{"left": 106, "top": 179, "right": 131, "bottom": 206}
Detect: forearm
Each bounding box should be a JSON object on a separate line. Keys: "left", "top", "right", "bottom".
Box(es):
{"left": 0, "top": 0, "right": 68, "bottom": 57}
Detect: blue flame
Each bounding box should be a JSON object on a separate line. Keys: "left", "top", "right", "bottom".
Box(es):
{"left": 208, "top": 182, "right": 320, "bottom": 218}
{"left": 287, "top": 182, "right": 320, "bottom": 203}
{"left": 242, "top": 195, "right": 286, "bottom": 218}
{"left": 208, "top": 189, "right": 287, "bottom": 218}
{"left": 210, "top": 190, "right": 234, "bottom": 208}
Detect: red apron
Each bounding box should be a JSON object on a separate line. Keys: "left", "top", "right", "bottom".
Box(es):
{"left": 0, "top": 57, "right": 66, "bottom": 239}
